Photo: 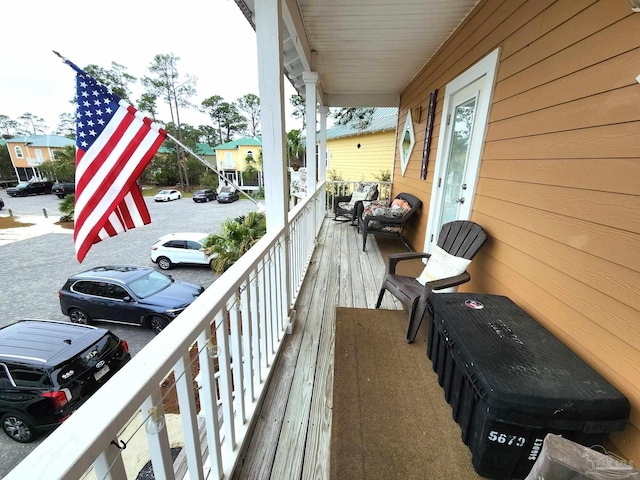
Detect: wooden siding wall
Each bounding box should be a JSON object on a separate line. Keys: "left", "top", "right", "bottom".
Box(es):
{"left": 326, "top": 130, "right": 396, "bottom": 181}
{"left": 394, "top": 0, "right": 640, "bottom": 463}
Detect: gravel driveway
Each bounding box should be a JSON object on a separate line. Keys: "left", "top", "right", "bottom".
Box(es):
{"left": 0, "top": 190, "right": 258, "bottom": 478}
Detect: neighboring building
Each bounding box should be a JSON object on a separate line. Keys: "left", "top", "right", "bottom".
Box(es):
{"left": 325, "top": 107, "right": 397, "bottom": 181}
{"left": 194, "top": 142, "right": 216, "bottom": 169}
{"left": 214, "top": 137, "right": 263, "bottom": 191}
{"left": 4, "top": 135, "right": 75, "bottom": 182}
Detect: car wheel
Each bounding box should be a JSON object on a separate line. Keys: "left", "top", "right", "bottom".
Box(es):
{"left": 177, "top": 194, "right": 181, "bottom": 200}
{"left": 157, "top": 256, "right": 173, "bottom": 270}
{"left": 149, "top": 316, "right": 169, "bottom": 334}
{"left": 2, "top": 413, "right": 38, "bottom": 443}
{"left": 69, "top": 308, "right": 91, "bottom": 324}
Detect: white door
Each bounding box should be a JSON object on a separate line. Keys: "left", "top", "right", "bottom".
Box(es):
{"left": 424, "top": 48, "right": 500, "bottom": 252}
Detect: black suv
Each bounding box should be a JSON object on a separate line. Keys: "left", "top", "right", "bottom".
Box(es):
{"left": 0, "top": 320, "right": 130, "bottom": 442}
{"left": 6, "top": 181, "right": 53, "bottom": 197}
{"left": 52, "top": 182, "right": 75, "bottom": 198}
{"left": 193, "top": 189, "right": 217, "bottom": 202}
{"left": 59, "top": 265, "right": 205, "bottom": 334}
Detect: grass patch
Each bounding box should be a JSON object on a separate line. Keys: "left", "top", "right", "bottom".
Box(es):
{"left": 0, "top": 216, "right": 34, "bottom": 229}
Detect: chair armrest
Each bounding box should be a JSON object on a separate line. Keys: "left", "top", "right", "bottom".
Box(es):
{"left": 386, "top": 252, "right": 431, "bottom": 274}
{"left": 425, "top": 271, "right": 471, "bottom": 290}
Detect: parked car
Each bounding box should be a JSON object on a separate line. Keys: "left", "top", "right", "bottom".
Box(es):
{"left": 6, "top": 181, "right": 53, "bottom": 197}
{"left": 217, "top": 186, "right": 240, "bottom": 203}
{"left": 151, "top": 232, "right": 216, "bottom": 270}
{"left": 154, "top": 189, "right": 181, "bottom": 202}
{"left": 0, "top": 197, "right": 4, "bottom": 210}
{"left": 192, "top": 189, "right": 217, "bottom": 203}
{"left": 51, "top": 182, "right": 75, "bottom": 198}
{"left": 0, "top": 319, "right": 130, "bottom": 442}
{"left": 58, "top": 265, "right": 205, "bottom": 334}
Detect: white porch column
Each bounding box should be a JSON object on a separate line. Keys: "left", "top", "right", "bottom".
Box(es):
{"left": 255, "top": 0, "right": 294, "bottom": 327}
{"left": 256, "top": 0, "right": 287, "bottom": 230}
{"left": 318, "top": 106, "right": 328, "bottom": 183}
{"left": 303, "top": 71, "right": 318, "bottom": 194}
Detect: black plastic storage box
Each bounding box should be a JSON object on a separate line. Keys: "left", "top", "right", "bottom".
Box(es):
{"left": 426, "top": 293, "right": 630, "bottom": 480}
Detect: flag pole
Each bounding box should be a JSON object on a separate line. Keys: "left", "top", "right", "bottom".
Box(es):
{"left": 165, "top": 132, "right": 265, "bottom": 211}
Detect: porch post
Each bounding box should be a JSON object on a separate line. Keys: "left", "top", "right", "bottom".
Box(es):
{"left": 256, "top": 0, "right": 287, "bottom": 229}
{"left": 255, "top": 0, "right": 293, "bottom": 324}
{"left": 303, "top": 71, "right": 318, "bottom": 194}
{"left": 318, "top": 106, "right": 328, "bottom": 183}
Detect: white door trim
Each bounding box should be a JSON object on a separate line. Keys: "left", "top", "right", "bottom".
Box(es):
{"left": 424, "top": 47, "right": 501, "bottom": 253}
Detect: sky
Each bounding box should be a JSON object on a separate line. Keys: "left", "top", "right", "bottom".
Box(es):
{"left": 1, "top": 0, "right": 301, "bottom": 136}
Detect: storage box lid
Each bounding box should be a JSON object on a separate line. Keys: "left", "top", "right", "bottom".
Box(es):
{"left": 428, "top": 294, "right": 630, "bottom": 422}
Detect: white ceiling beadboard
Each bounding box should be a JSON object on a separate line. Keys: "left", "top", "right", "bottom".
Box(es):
{"left": 237, "top": 0, "right": 480, "bottom": 107}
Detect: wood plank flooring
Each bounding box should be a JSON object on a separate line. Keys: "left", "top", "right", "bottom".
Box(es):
{"left": 232, "top": 218, "right": 404, "bottom": 479}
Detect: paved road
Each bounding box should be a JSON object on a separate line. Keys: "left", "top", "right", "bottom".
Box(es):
{"left": 0, "top": 190, "right": 258, "bottom": 478}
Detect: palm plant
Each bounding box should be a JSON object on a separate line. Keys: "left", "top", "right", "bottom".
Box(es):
{"left": 203, "top": 212, "right": 267, "bottom": 273}
{"left": 59, "top": 194, "right": 75, "bottom": 222}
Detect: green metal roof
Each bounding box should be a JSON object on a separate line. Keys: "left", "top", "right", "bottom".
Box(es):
{"left": 326, "top": 107, "right": 398, "bottom": 140}
{"left": 6, "top": 135, "right": 75, "bottom": 148}
{"left": 215, "top": 137, "right": 262, "bottom": 149}
{"left": 195, "top": 143, "right": 215, "bottom": 155}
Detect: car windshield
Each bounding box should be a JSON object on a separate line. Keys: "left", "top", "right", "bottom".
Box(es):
{"left": 127, "top": 270, "right": 172, "bottom": 298}
{"left": 16, "top": 182, "right": 30, "bottom": 189}
{"left": 157, "top": 190, "right": 171, "bottom": 195}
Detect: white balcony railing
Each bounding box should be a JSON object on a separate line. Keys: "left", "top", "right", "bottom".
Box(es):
{"left": 6, "top": 184, "right": 326, "bottom": 480}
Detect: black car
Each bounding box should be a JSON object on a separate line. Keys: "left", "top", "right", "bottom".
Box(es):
{"left": 58, "top": 265, "right": 205, "bottom": 334}
{"left": 0, "top": 320, "right": 130, "bottom": 442}
{"left": 193, "top": 189, "right": 217, "bottom": 203}
{"left": 217, "top": 186, "right": 240, "bottom": 203}
{"left": 0, "top": 197, "right": 4, "bottom": 210}
{"left": 52, "top": 182, "right": 75, "bottom": 198}
{"left": 6, "top": 181, "right": 53, "bottom": 197}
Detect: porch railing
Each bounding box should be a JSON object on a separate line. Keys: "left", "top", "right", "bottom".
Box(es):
{"left": 325, "top": 180, "right": 392, "bottom": 216}
{"left": 6, "top": 184, "right": 326, "bottom": 480}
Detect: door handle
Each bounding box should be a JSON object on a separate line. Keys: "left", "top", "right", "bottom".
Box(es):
{"left": 456, "top": 197, "right": 465, "bottom": 204}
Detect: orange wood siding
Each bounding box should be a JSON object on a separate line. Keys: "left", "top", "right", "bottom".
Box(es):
{"left": 326, "top": 130, "right": 395, "bottom": 181}
{"left": 393, "top": 0, "right": 640, "bottom": 463}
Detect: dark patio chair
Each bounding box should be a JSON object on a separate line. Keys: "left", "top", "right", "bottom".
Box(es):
{"left": 375, "top": 220, "right": 487, "bottom": 343}
{"left": 356, "top": 192, "right": 421, "bottom": 251}
{"left": 333, "top": 182, "right": 379, "bottom": 224}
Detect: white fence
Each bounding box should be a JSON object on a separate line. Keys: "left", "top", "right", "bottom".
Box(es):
{"left": 6, "top": 185, "right": 326, "bottom": 480}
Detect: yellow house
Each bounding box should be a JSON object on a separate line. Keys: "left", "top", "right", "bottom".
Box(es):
{"left": 214, "top": 136, "right": 263, "bottom": 191}
{"left": 5, "top": 135, "right": 75, "bottom": 182}
{"left": 326, "top": 107, "right": 397, "bottom": 181}
{"left": 214, "top": 137, "right": 262, "bottom": 172}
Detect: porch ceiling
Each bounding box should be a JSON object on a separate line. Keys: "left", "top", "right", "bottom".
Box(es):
{"left": 235, "top": 0, "right": 480, "bottom": 107}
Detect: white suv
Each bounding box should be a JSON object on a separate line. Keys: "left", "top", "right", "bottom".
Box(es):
{"left": 150, "top": 232, "right": 215, "bottom": 270}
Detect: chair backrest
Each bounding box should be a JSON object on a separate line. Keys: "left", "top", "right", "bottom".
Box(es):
{"left": 437, "top": 220, "right": 487, "bottom": 260}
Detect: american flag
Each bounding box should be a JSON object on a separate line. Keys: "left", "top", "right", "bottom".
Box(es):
{"left": 64, "top": 59, "right": 166, "bottom": 262}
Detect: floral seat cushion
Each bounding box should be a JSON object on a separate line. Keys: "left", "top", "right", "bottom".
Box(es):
{"left": 348, "top": 182, "right": 378, "bottom": 206}
{"left": 361, "top": 199, "right": 410, "bottom": 232}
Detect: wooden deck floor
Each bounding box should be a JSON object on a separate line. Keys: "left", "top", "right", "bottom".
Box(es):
{"left": 233, "top": 218, "right": 405, "bottom": 479}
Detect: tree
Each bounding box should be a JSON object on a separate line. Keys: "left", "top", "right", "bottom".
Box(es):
{"left": 39, "top": 144, "right": 76, "bottom": 181}
{"left": 143, "top": 53, "right": 197, "bottom": 191}
{"left": 197, "top": 125, "right": 220, "bottom": 145}
{"left": 138, "top": 92, "right": 160, "bottom": 120}
{"left": 286, "top": 129, "right": 305, "bottom": 170}
{"left": 0, "top": 145, "right": 14, "bottom": 180}
{"left": 332, "top": 108, "right": 375, "bottom": 130}
{"left": 203, "top": 212, "right": 267, "bottom": 273}
{"left": 55, "top": 113, "right": 76, "bottom": 139}
{"left": 0, "top": 115, "right": 19, "bottom": 138}
{"left": 290, "top": 94, "right": 305, "bottom": 128}
{"left": 84, "top": 62, "right": 137, "bottom": 103}
{"left": 18, "top": 113, "right": 48, "bottom": 135}
{"left": 236, "top": 93, "right": 261, "bottom": 137}
{"left": 220, "top": 103, "right": 247, "bottom": 142}
{"left": 201, "top": 96, "right": 247, "bottom": 144}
